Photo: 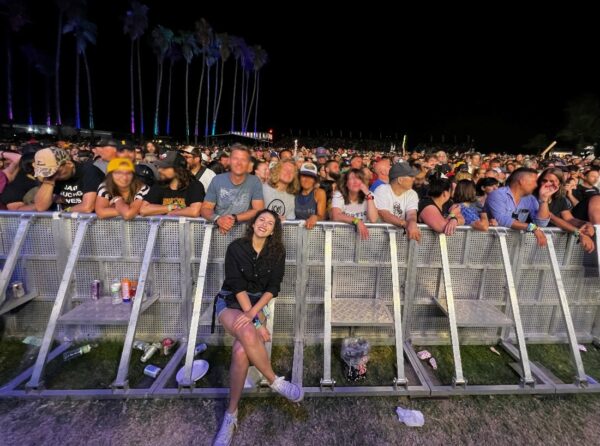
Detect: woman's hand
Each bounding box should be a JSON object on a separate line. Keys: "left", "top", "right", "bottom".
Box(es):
{"left": 305, "top": 214, "right": 318, "bottom": 230}
{"left": 232, "top": 311, "right": 253, "bottom": 331}
{"left": 444, "top": 218, "right": 458, "bottom": 236}
{"left": 580, "top": 223, "right": 595, "bottom": 237}
{"left": 256, "top": 326, "right": 271, "bottom": 343}
{"left": 356, "top": 220, "right": 369, "bottom": 239}
{"left": 579, "top": 233, "right": 595, "bottom": 254}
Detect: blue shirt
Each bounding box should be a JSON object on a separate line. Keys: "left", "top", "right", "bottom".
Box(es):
{"left": 484, "top": 186, "right": 549, "bottom": 228}
{"left": 369, "top": 179, "right": 386, "bottom": 193}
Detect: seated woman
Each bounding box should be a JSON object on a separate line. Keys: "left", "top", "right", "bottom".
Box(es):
{"left": 213, "top": 209, "right": 303, "bottom": 446}
{"left": 95, "top": 158, "right": 150, "bottom": 220}
{"left": 475, "top": 177, "right": 499, "bottom": 212}
{"left": 453, "top": 179, "right": 490, "bottom": 232}
{"left": 295, "top": 162, "right": 327, "bottom": 229}
{"left": 330, "top": 168, "right": 379, "bottom": 239}
{"left": 418, "top": 178, "right": 465, "bottom": 235}
{"left": 535, "top": 168, "right": 595, "bottom": 253}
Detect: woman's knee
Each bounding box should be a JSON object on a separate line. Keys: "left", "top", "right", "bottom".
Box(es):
{"left": 237, "top": 324, "right": 259, "bottom": 345}
{"left": 232, "top": 342, "right": 249, "bottom": 366}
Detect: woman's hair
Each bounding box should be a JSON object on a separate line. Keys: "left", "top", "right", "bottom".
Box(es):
{"left": 208, "top": 160, "right": 226, "bottom": 175}
{"left": 427, "top": 178, "right": 452, "bottom": 198}
{"left": 453, "top": 179, "right": 477, "bottom": 203}
{"left": 103, "top": 172, "right": 145, "bottom": 204}
{"left": 338, "top": 168, "right": 367, "bottom": 205}
{"left": 252, "top": 158, "right": 266, "bottom": 174}
{"left": 243, "top": 209, "right": 285, "bottom": 263}
{"left": 268, "top": 159, "right": 299, "bottom": 194}
{"left": 475, "top": 177, "right": 499, "bottom": 196}
{"left": 535, "top": 167, "right": 566, "bottom": 200}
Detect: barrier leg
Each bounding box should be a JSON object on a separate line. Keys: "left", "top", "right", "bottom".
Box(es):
{"left": 112, "top": 219, "right": 161, "bottom": 390}
{"left": 26, "top": 217, "right": 92, "bottom": 391}
{"left": 497, "top": 230, "right": 535, "bottom": 387}
{"left": 546, "top": 233, "right": 588, "bottom": 387}
{"left": 439, "top": 234, "right": 466, "bottom": 387}
{"left": 320, "top": 228, "right": 335, "bottom": 389}
{"left": 388, "top": 229, "right": 407, "bottom": 389}
{"left": 179, "top": 224, "right": 212, "bottom": 389}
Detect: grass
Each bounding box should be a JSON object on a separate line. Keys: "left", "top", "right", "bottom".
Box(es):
{"left": 0, "top": 339, "right": 36, "bottom": 386}
{"left": 413, "top": 344, "right": 521, "bottom": 386}
{"left": 3, "top": 394, "right": 600, "bottom": 445}
{"left": 527, "top": 343, "right": 600, "bottom": 384}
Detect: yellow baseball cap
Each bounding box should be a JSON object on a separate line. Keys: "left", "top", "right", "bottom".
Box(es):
{"left": 107, "top": 158, "right": 135, "bottom": 174}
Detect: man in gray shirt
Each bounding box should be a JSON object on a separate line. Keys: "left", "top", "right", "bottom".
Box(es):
{"left": 201, "top": 144, "right": 264, "bottom": 234}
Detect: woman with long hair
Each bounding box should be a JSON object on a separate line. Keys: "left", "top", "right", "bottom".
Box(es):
{"left": 453, "top": 179, "right": 490, "bottom": 232}
{"left": 418, "top": 177, "right": 465, "bottom": 235}
{"left": 212, "top": 209, "right": 303, "bottom": 446}
{"left": 330, "top": 168, "right": 379, "bottom": 239}
{"left": 535, "top": 168, "right": 595, "bottom": 253}
{"left": 95, "top": 158, "right": 149, "bottom": 219}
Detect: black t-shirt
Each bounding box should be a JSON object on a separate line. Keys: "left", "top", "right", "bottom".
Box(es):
{"left": 0, "top": 170, "right": 38, "bottom": 205}
{"left": 145, "top": 178, "right": 205, "bottom": 208}
{"left": 417, "top": 197, "right": 453, "bottom": 220}
{"left": 573, "top": 185, "right": 599, "bottom": 202}
{"left": 54, "top": 162, "right": 104, "bottom": 207}
{"left": 548, "top": 196, "right": 572, "bottom": 216}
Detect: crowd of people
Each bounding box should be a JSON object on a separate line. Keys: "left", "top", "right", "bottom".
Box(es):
{"left": 0, "top": 138, "right": 598, "bottom": 251}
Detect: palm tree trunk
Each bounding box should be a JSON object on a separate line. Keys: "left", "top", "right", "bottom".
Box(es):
{"left": 185, "top": 62, "right": 190, "bottom": 143}
{"left": 166, "top": 58, "right": 173, "bottom": 135}
{"left": 45, "top": 76, "right": 51, "bottom": 127}
{"left": 137, "top": 39, "right": 144, "bottom": 139}
{"left": 6, "top": 33, "right": 13, "bottom": 122}
{"left": 210, "top": 60, "right": 219, "bottom": 135}
{"left": 26, "top": 63, "right": 32, "bottom": 125}
{"left": 254, "top": 70, "right": 260, "bottom": 135}
{"left": 75, "top": 49, "right": 80, "bottom": 130}
{"left": 129, "top": 39, "right": 135, "bottom": 136}
{"left": 230, "top": 58, "right": 238, "bottom": 132}
{"left": 153, "top": 60, "right": 163, "bottom": 137}
{"left": 83, "top": 50, "right": 94, "bottom": 132}
{"left": 245, "top": 70, "right": 257, "bottom": 133}
{"left": 212, "top": 59, "right": 226, "bottom": 136}
{"left": 193, "top": 56, "right": 205, "bottom": 144}
{"left": 204, "top": 63, "right": 211, "bottom": 142}
{"left": 55, "top": 12, "right": 63, "bottom": 126}
{"left": 241, "top": 70, "right": 246, "bottom": 132}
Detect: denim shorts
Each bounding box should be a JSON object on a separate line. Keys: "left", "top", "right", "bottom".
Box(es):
{"left": 215, "top": 296, "right": 228, "bottom": 319}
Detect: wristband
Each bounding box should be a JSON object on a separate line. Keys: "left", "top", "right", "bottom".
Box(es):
{"left": 253, "top": 316, "right": 262, "bottom": 329}
{"left": 167, "top": 203, "right": 174, "bottom": 212}
{"left": 232, "top": 214, "right": 238, "bottom": 223}
{"left": 366, "top": 193, "right": 374, "bottom": 201}
{"left": 213, "top": 214, "right": 220, "bottom": 224}
{"left": 573, "top": 229, "right": 580, "bottom": 240}
{"left": 526, "top": 223, "right": 538, "bottom": 233}
{"left": 352, "top": 217, "right": 360, "bottom": 226}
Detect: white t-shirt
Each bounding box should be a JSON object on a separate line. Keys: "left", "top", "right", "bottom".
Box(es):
{"left": 374, "top": 184, "right": 419, "bottom": 219}
{"left": 331, "top": 191, "right": 367, "bottom": 220}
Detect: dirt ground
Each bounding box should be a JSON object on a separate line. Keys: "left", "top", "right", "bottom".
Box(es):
{"left": 1, "top": 394, "right": 600, "bottom": 446}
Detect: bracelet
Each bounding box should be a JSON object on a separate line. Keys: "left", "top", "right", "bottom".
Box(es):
{"left": 366, "top": 193, "right": 374, "bottom": 201}
{"left": 352, "top": 217, "right": 360, "bottom": 226}
{"left": 42, "top": 180, "right": 56, "bottom": 186}
{"left": 167, "top": 203, "right": 174, "bottom": 212}
{"left": 232, "top": 214, "right": 238, "bottom": 223}
{"left": 526, "top": 223, "right": 538, "bottom": 233}
{"left": 253, "top": 316, "right": 262, "bottom": 329}
{"left": 538, "top": 199, "right": 548, "bottom": 204}
{"left": 573, "top": 229, "right": 580, "bottom": 239}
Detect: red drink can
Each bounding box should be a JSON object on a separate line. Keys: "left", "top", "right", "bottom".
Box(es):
{"left": 121, "top": 279, "right": 131, "bottom": 303}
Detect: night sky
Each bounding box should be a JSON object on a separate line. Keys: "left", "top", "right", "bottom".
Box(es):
{"left": 2, "top": 2, "right": 598, "bottom": 151}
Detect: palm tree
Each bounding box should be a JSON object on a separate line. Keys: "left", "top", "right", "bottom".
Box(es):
{"left": 0, "top": 0, "right": 29, "bottom": 123}
{"left": 63, "top": 11, "right": 96, "bottom": 131}
{"left": 211, "top": 33, "right": 231, "bottom": 136}
{"left": 165, "top": 43, "right": 181, "bottom": 136}
{"left": 251, "top": 46, "right": 267, "bottom": 135}
{"left": 123, "top": 1, "right": 148, "bottom": 138}
{"left": 20, "top": 44, "right": 38, "bottom": 125}
{"left": 176, "top": 30, "right": 199, "bottom": 143}
{"left": 54, "top": 0, "right": 79, "bottom": 128}
{"left": 204, "top": 40, "right": 219, "bottom": 140}
{"left": 229, "top": 36, "right": 245, "bottom": 133}
{"left": 193, "top": 18, "right": 212, "bottom": 144}
{"left": 151, "top": 25, "right": 173, "bottom": 137}
{"left": 240, "top": 45, "right": 255, "bottom": 133}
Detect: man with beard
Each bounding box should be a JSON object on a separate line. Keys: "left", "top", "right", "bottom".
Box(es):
{"left": 319, "top": 159, "right": 341, "bottom": 202}
{"left": 182, "top": 145, "right": 216, "bottom": 192}
{"left": 141, "top": 151, "right": 205, "bottom": 217}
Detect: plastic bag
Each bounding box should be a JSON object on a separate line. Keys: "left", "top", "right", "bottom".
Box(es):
{"left": 340, "top": 338, "right": 370, "bottom": 382}
{"left": 396, "top": 407, "right": 425, "bottom": 427}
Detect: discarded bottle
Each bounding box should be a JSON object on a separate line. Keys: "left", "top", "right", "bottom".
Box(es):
{"left": 141, "top": 342, "right": 161, "bottom": 363}
{"left": 63, "top": 344, "right": 93, "bottom": 362}
{"left": 111, "top": 279, "right": 122, "bottom": 305}
{"left": 133, "top": 340, "right": 150, "bottom": 352}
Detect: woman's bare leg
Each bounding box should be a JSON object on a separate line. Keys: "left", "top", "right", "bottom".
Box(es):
{"left": 219, "top": 309, "right": 277, "bottom": 383}
{"left": 227, "top": 340, "right": 249, "bottom": 413}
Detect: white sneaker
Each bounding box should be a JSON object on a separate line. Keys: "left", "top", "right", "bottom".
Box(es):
{"left": 213, "top": 411, "right": 237, "bottom": 446}
{"left": 269, "top": 376, "right": 304, "bottom": 402}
